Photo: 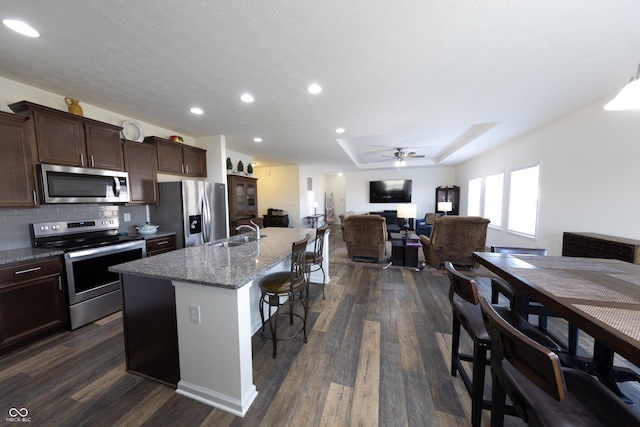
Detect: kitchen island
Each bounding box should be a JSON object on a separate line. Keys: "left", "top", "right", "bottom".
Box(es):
{"left": 110, "top": 227, "right": 329, "bottom": 417}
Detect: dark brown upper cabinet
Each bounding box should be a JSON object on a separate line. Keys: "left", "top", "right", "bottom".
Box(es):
{"left": 9, "top": 101, "right": 124, "bottom": 171}
{"left": 123, "top": 139, "right": 159, "bottom": 204}
{"left": 146, "top": 136, "right": 207, "bottom": 177}
{"left": 0, "top": 111, "right": 39, "bottom": 207}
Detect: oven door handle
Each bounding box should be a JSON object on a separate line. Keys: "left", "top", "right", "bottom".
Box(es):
{"left": 66, "top": 240, "right": 145, "bottom": 260}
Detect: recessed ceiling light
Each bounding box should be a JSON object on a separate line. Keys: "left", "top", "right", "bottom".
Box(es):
{"left": 190, "top": 107, "right": 204, "bottom": 115}
{"left": 240, "top": 93, "right": 254, "bottom": 103}
{"left": 3, "top": 19, "right": 40, "bottom": 37}
{"left": 307, "top": 83, "right": 322, "bottom": 94}
{"left": 336, "top": 128, "right": 345, "bottom": 134}
{"left": 253, "top": 137, "right": 262, "bottom": 142}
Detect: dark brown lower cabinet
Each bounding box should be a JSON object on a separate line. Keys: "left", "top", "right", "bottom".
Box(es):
{"left": 0, "top": 256, "right": 67, "bottom": 353}
{"left": 120, "top": 274, "right": 180, "bottom": 387}
{"left": 145, "top": 235, "right": 177, "bottom": 257}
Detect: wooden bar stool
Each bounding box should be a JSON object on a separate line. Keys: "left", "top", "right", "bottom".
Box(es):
{"left": 305, "top": 225, "right": 328, "bottom": 299}
{"left": 479, "top": 295, "right": 640, "bottom": 426}
{"left": 258, "top": 234, "right": 310, "bottom": 358}
{"left": 446, "top": 262, "right": 561, "bottom": 427}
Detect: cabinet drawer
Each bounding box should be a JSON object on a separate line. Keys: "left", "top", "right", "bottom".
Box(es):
{"left": 0, "top": 256, "right": 63, "bottom": 286}
{"left": 146, "top": 235, "right": 177, "bottom": 256}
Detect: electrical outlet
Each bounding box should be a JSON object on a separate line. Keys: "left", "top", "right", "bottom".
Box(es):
{"left": 189, "top": 304, "right": 201, "bottom": 324}
{"left": 123, "top": 213, "right": 131, "bottom": 222}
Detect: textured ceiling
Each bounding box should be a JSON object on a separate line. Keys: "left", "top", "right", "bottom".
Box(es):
{"left": 2, "top": 1, "right": 640, "bottom": 173}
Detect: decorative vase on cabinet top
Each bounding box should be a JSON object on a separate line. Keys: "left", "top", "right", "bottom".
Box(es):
{"left": 64, "top": 97, "right": 84, "bottom": 116}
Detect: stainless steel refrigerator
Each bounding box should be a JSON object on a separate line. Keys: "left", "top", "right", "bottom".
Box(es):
{"left": 149, "top": 180, "right": 227, "bottom": 249}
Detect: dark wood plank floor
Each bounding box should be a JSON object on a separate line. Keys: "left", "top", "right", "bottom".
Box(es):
{"left": 1, "top": 225, "right": 639, "bottom": 426}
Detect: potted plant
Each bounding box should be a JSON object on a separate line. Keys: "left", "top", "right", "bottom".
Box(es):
{"left": 247, "top": 163, "right": 253, "bottom": 176}
{"left": 237, "top": 160, "right": 244, "bottom": 174}
{"left": 226, "top": 157, "right": 233, "bottom": 174}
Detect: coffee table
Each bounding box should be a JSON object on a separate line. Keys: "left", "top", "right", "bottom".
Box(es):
{"left": 390, "top": 232, "right": 420, "bottom": 267}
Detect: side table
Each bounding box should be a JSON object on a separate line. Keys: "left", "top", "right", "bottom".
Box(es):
{"left": 305, "top": 214, "right": 325, "bottom": 229}
{"left": 390, "top": 232, "right": 420, "bottom": 267}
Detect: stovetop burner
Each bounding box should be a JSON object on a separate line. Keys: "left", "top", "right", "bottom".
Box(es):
{"left": 31, "top": 216, "right": 142, "bottom": 252}
{"left": 38, "top": 234, "right": 143, "bottom": 252}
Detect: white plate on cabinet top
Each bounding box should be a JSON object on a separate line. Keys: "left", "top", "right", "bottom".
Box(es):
{"left": 121, "top": 119, "right": 144, "bottom": 142}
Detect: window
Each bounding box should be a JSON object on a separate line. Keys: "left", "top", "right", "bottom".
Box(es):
{"left": 484, "top": 172, "right": 504, "bottom": 228}
{"left": 508, "top": 164, "right": 540, "bottom": 236}
{"left": 467, "top": 177, "right": 481, "bottom": 216}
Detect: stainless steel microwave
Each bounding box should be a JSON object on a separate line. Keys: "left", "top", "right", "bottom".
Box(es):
{"left": 39, "top": 164, "right": 131, "bottom": 204}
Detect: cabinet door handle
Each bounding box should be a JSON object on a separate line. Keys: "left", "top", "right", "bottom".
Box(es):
{"left": 58, "top": 276, "right": 62, "bottom": 291}
{"left": 181, "top": 164, "right": 184, "bottom": 174}
{"left": 32, "top": 190, "right": 37, "bottom": 205}
{"left": 90, "top": 155, "right": 95, "bottom": 167}
{"left": 80, "top": 153, "right": 85, "bottom": 166}
{"left": 186, "top": 165, "right": 189, "bottom": 174}
{"left": 157, "top": 241, "right": 169, "bottom": 245}
{"left": 14, "top": 266, "right": 42, "bottom": 275}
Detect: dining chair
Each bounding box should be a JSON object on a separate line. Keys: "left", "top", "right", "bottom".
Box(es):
{"left": 490, "top": 246, "right": 580, "bottom": 355}
{"left": 445, "top": 262, "right": 561, "bottom": 427}
{"left": 258, "top": 234, "right": 310, "bottom": 358}
{"left": 305, "top": 225, "right": 328, "bottom": 299}
{"left": 479, "top": 295, "right": 640, "bottom": 426}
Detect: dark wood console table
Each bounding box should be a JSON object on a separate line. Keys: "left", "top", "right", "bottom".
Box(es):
{"left": 263, "top": 214, "right": 289, "bottom": 228}
{"left": 562, "top": 232, "right": 640, "bottom": 264}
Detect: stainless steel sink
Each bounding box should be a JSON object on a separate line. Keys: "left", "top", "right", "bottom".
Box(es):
{"left": 208, "top": 235, "right": 266, "bottom": 247}
{"left": 209, "top": 241, "right": 246, "bottom": 247}
{"left": 237, "top": 234, "right": 267, "bottom": 242}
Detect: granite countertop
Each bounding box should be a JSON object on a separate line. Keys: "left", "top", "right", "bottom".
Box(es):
{"left": 110, "top": 227, "right": 326, "bottom": 290}
{"left": 0, "top": 247, "right": 65, "bottom": 265}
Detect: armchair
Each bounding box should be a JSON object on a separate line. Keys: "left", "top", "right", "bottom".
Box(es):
{"left": 344, "top": 214, "right": 388, "bottom": 261}
{"left": 418, "top": 216, "right": 490, "bottom": 268}
{"left": 339, "top": 211, "right": 356, "bottom": 240}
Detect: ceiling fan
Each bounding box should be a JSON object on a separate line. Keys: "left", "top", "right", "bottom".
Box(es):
{"left": 382, "top": 147, "right": 425, "bottom": 167}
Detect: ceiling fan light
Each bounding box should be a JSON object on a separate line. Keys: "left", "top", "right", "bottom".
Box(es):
{"left": 400, "top": 159, "right": 406, "bottom": 167}
{"left": 394, "top": 159, "right": 401, "bottom": 167}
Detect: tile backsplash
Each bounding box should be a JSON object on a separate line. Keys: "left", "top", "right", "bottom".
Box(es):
{"left": 0, "top": 204, "right": 147, "bottom": 251}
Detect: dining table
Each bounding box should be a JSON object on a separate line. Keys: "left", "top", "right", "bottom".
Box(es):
{"left": 473, "top": 251, "right": 640, "bottom": 400}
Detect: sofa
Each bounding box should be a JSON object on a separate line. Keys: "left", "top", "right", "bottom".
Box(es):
{"left": 419, "top": 216, "right": 490, "bottom": 268}
{"left": 344, "top": 214, "right": 388, "bottom": 261}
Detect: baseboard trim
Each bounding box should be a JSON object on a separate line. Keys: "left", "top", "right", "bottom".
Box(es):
{"left": 176, "top": 380, "right": 258, "bottom": 418}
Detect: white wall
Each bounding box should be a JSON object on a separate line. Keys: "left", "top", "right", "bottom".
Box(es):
{"left": 325, "top": 174, "right": 347, "bottom": 221}
{"left": 253, "top": 165, "right": 300, "bottom": 227}
{"left": 299, "top": 167, "right": 326, "bottom": 227}
{"left": 340, "top": 167, "right": 456, "bottom": 218}
{"left": 225, "top": 149, "right": 254, "bottom": 175}
{"left": 455, "top": 98, "right": 640, "bottom": 255}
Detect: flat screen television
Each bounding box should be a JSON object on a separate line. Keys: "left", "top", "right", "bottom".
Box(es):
{"left": 369, "top": 179, "right": 412, "bottom": 203}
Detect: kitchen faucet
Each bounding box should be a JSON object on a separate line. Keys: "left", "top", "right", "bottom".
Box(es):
{"left": 235, "top": 221, "right": 260, "bottom": 240}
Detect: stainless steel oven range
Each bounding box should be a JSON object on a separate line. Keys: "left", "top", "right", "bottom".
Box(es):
{"left": 31, "top": 217, "right": 146, "bottom": 330}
